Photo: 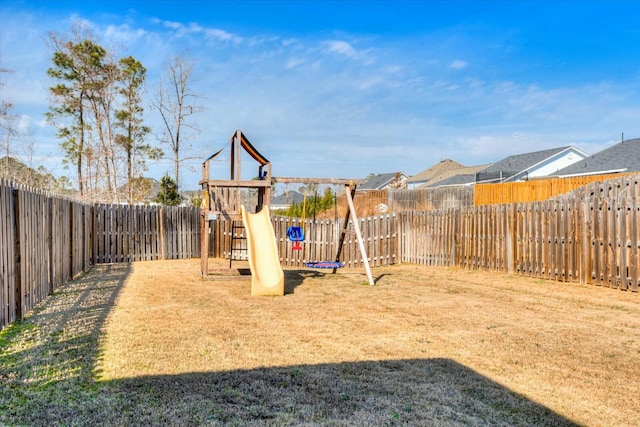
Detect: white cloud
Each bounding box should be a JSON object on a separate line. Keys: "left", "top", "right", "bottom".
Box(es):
{"left": 158, "top": 19, "right": 182, "bottom": 30}
{"left": 285, "top": 57, "right": 306, "bottom": 69}
{"left": 104, "top": 24, "right": 148, "bottom": 44}
{"left": 205, "top": 28, "right": 242, "bottom": 43}
{"left": 449, "top": 59, "right": 468, "bottom": 70}
{"left": 323, "top": 40, "right": 357, "bottom": 57}
{"left": 321, "top": 39, "right": 376, "bottom": 64}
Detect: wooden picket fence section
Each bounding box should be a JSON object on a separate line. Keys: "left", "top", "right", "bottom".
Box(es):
{"left": 0, "top": 179, "right": 91, "bottom": 330}
{"left": 205, "top": 214, "right": 398, "bottom": 269}
{"left": 93, "top": 204, "right": 200, "bottom": 263}
{"left": 403, "top": 174, "right": 640, "bottom": 290}
{"left": 331, "top": 187, "right": 474, "bottom": 218}
{"left": 474, "top": 172, "right": 635, "bottom": 205}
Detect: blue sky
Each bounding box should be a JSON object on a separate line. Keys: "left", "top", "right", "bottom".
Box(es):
{"left": 1, "top": 0, "right": 639, "bottom": 190}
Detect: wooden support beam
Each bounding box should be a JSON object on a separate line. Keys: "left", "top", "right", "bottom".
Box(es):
{"left": 272, "top": 177, "right": 365, "bottom": 185}
{"left": 334, "top": 185, "right": 356, "bottom": 270}
{"left": 198, "top": 179, "right": 272, "bottom": 188}
{"left": 344, "top": 185, "right": 375, "bottom": 286}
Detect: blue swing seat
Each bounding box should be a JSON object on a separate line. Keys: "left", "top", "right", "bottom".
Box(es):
{"left": 286, "top": 226, "right": 305, "bottom": 242}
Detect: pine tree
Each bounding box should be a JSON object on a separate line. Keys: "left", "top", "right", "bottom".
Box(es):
{"left": 154, "top": 175, "right": 182, "bottom": 206}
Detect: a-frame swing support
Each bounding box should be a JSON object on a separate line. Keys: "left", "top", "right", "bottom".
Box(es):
{"left": 338, "top": 184, "right": 374, "bottom": 286}
{"left": 272, "top": 177, "right": 374, "bottom": 286}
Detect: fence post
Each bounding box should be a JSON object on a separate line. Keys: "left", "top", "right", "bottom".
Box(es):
{"left": 159, "top": 206, "right": 166, "bottom": 260}
{"left": 47, "top": 197, "right": 52, "bottom": 294}
{"left": 396, "top": 212, "right": 403, "bottom": 264}
{"left": 505, "top": 204, "right": 515, "bottom": 274}
{"left": 12, "top": 188, "right": 22, "bottom": 321}
{"left": 68, "top": 199, "right": 74, "bottom": 281}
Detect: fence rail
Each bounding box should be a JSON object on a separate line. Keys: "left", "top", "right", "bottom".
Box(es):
{"left": 2, "top": 174, "right": 638, "bottom": 331}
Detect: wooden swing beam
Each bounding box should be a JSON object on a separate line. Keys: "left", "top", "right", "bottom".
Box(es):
{"left": 271, "top": 177, "right": 364, "bottom": 185}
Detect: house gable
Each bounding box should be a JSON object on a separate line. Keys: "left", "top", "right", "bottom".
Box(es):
{"left": 407, "top": 159, "right": 464, "bottom": 189}
{"left": 421, "top": 164, "right": 491, "bottom": 188}
{"left": 477, "top": 146, "right": 588, "bottom": 182}
{"left": 270, "top": 191, "right": 305, "bottom": 210}
{"left": 361, "top": 172, "right": 409, "bottom": 190}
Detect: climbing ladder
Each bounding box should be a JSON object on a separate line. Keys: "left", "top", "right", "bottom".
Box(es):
{"left": 228, "top": 220, "right": 247, "bottom": 268}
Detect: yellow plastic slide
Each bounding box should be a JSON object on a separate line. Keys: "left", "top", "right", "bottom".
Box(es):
{"left": 241, "top": 205, "right": 285, "bottom": 296}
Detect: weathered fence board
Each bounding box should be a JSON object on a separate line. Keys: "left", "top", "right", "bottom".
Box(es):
{"left": 0, "top": 180, "right": 204, "bottom": 331}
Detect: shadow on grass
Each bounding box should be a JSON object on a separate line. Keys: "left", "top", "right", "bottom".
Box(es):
{"left": 0, "top": 263, "right": 131, "bottom": 424}
{"left": 102, "top": 358, "right": 580, "bottom": 426}
{"left": 284, "top": 269, "right": 326, "bottom": 294}
{"left": 1, "top": 263, "right": 581, "bottom": 426}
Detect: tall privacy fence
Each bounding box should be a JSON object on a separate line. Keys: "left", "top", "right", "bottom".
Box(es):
{"left": 0, "top": 179, "right": 201, "bottom": 330}
{"left": 473, "top": 172, "right": 637, "bottom": 205}
{"left": 2, "top": 173, "right": 638, "bottom": 330}
{"left": 402, "top": 174, "right": 639, "bottom": 290}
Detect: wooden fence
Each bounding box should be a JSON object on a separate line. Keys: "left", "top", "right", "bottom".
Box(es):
{"left": 1, "top": 180, "right": 91, "bottom": 330}
{"left": 206, "top": 214, "right": 398, "bottom": 269}
{"left": 402, "top": 174, "right": 640, "bottom": 290}
{"left": 474, "top": 172, "right": 636, "bottom": 205}
{"left": 330, "top": 187, "right": 474, "bottom": 218}
{"left": 0, "top": 179, "right": 201, "bottom": 331}
{"left": 2, "top": 174, "right": 638, "bottom": 331}
{"left": 93, "top": 204, "right": 200, "bottom": 263}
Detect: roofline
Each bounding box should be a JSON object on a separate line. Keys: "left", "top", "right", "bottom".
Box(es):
{"left": 553, "top": 168, "right": 628, "bottom": 178}
{"left": 511, "top": 145, "right": 588, "bottom": 177}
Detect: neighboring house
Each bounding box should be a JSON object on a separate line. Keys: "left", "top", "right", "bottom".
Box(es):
{"left": 270, "top": 190, "right": 305, "bottom": 211}
{"left": 475, "top": 146, "right": 589, "bottom": 183}
{"left": 407, "top": 159, "right": 464, "bottom": 189}
{"left": 421, "top": 164, "right": 491, "bottom": 188}
{"left": 360, "top": 172, "right": 409, "bottom": 191}
{"left": 554, "top": 137, "right": 640, "bottom": 177}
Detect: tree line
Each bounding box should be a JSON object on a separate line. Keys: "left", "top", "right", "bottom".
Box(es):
{"left": 1, "top": 24, "right": 201, "bottom": 205}
{"left": 274, "top": 187, "right": 338, "bottom": 219}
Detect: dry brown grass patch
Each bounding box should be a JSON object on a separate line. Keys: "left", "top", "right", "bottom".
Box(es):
{"left": 94, "top": 259, "right": 639, "bottom": 426}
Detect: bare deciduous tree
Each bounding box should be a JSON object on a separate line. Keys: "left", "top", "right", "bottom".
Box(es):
{"left": 151, "top": 55, "right": 203, "bottom": 191}
{"left": 0, "top": 64, "right": 17, "bottom": 179}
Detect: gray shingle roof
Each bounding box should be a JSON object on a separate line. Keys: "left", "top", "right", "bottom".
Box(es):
{"left": 479, "top": 146, "right": 570, "bottom": 175}
{"left": 271, "top": 191, "right": 305, "bottom": 205}
{"left": 555, "top": 138, "right": 640, "bottom": 176}
{"left": 425, "top": 174, "right": 476, "bottom": 187}
{"left": 419, "top": 164, "right": 491, "bottom": 188}
{"left": 361, "top": 172, "right": 406, "bottom": 190}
